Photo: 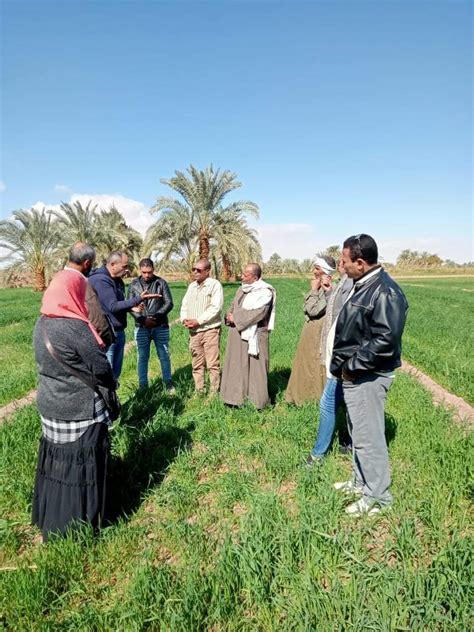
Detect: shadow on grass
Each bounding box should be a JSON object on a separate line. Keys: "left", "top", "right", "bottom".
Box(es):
{"left": 333, "top": 409, "right": 398, "bottom": 448}
{"left": 384, "top": 412, "right": 397, "bottom": 445}
{"left": 106, "top": 371, "right": 195, "bottom": 523}
{"left": 268, "top": 366, "right": 291, "bottom": 403}
{"left": 294, "top": 389, "right": 398, "bottom": 451}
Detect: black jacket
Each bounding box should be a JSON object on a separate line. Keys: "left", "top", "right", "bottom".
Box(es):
{"left": 128, "top": 275, "right": 173, "bottom": 327}
{"left": 88, "top": 266, "right": 142, "bottom": 332}
{"left": 330, "top": 268, "right": 408, "bottom": 379}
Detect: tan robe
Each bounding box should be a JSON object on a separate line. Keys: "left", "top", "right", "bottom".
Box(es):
{"left": 285, "top": 288, "right": 327, "bottom": 405}
{"left": 220, "top": 288, "right": 273, "bottom": 409}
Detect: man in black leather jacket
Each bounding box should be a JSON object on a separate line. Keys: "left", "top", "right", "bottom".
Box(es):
{"left": 128, "top": 258, "right": 174, "bottom": 390}
{"left": 329, "top": 234, "right": 408, "bottom": 516}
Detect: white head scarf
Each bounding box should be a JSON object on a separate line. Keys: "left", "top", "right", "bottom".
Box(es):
{"left": 312, "top": 256, "right": 336, "bottom": 275}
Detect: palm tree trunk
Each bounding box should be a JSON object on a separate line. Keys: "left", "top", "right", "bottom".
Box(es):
{"left": 35, "top": 266, "right": 47, "bottom": 292}
{"left": 221, "top": 254, "right": 231, "bottom": 282}
{"left": 199, "top": 230, "right": 210, "bottom": 260}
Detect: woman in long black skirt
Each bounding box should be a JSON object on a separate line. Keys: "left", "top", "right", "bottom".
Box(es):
{"left": 32, "top": 266, "right": 117, "bottom": 542}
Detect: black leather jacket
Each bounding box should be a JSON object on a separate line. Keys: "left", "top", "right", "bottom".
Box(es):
{"left": 127, "top": 275, "right": 174, "bottom": 328}
{"left": 330, "top": 268, "right": 408, "bottom": 379}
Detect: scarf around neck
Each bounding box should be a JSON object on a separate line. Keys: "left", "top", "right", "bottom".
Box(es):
{"left": 41, "top": 269, "right": 104, "bottom": 347}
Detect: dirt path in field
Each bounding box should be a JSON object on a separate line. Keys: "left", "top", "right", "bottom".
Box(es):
{"left": 400, "top": 361, "right": 474, "bottom": 428}
{"left": 0, "top": 391, "right": 38, "bottom": 423}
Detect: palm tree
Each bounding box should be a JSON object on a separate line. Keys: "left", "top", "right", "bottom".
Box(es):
{"left": 321, "top": 245, "right": 341, "bottom": 262}
{"left": 265, "top": 253, "right": 283, "bottom": 275}
{"left": 0, "top": 208, "right": 62, "bottom": 291}
{"left": 94, "top": 207, "right": 143, "bottom": 268}
{"left": 54, "top": 200, "right": 99, "bottom": 245}
{"left": 396, "top": 249, "right": 419, "bottom": 268}
{"left": 210, "top": 210, "right": 262, "bottom": 281}
{"left": 142, "top": 204, "right": 198, "bottom": 273}
{"left": 151, "top": 164, "right": 260, "bottom": 261}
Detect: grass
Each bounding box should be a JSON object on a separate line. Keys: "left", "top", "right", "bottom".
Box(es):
{"left": 399, "top": 277, "right": 474, "bottom": 404}
{"left": 0, "top": 276, "right": 473, "bottom": 629}
{"left": 0, "top": 289, "right": 42, "bottom": 407}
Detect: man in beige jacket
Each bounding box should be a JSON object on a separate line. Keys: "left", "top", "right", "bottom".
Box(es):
{"left": 180, "top": 259, "right": 224, "bottom": 394}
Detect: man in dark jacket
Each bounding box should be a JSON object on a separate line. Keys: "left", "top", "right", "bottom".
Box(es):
{"left": 128, "top": 258, "right": 174, "bottom": 390}
{"left": 89, "top": 251, "right": 157, "bottom": 379}
{"left": 330, "top": 234, "right": 408, "bottom": 516}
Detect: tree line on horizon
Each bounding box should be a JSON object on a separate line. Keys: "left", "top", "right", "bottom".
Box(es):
{"left": 0, "top": 165, "right": 262, "bottom": 291}
{"left": 1, "top": 164, "right": 471, "bottom": 291}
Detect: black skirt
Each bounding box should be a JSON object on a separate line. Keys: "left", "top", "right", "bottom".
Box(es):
{"left": 32, "top": 422, "right": 109, "bottom": 541}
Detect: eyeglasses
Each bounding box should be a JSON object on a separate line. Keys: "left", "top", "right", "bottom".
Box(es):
{"left": 192, "top": 267, "right": 204, "bottom": 272}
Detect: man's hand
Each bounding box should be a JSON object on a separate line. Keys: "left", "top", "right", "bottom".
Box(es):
{"left": 183, "top": 318, "right": 199, "bottom": 329}
{"left": 131, "top": 304, "right": 144, "bottom": 313}
{"left": 321, "top": 274, "right": 332, "bottom": 292}
{"left": 140, "top": 291, "right": 162, "bottom": 300}
{"left": 144, "top": 317, "right": 156, "bottom": 329}
{"left": 225, "top": 312, "right": 234, "bottom": 326}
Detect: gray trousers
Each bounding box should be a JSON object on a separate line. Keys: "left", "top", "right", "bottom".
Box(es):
{"left": 343, "top": 373, "right": 393, "bottom": 505}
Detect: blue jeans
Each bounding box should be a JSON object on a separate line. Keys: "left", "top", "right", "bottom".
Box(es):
{"left": 311, "top": 377, "right": 344, "bottom": 457}
{"left": 106, "top": 329, "right": 126, "bottom": 380}
{"left": 135, "top": 326, "right": 172, "bottom": 388}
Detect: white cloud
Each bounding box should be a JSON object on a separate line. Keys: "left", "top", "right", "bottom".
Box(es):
{"left": 70, "top": 193, "right": 153, "bottom": 234}
{"left": 0, "top": 181, "right": 6, "bottom": 193}
{"left": 32, "top": 201, "right": 61, "bottom": 212}
{"left": 29, "top": 193, "right": 154, "bottom": 235}
{"left": 253, "top": 223, "right": 334, "bottom": 261}
{"left": 54, "top": 183, "right": 72, "bottom": 194}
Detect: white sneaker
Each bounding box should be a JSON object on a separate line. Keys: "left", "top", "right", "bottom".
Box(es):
{"left": 345, "top": 497, "right": 382, "bottom": 517}
{"left": 333, "top": 480, "right": 363, "bottom": 495}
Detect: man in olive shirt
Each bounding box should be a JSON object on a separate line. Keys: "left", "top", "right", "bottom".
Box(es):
{"left": 180, "top": 259, "right": 224, "bottom": 394}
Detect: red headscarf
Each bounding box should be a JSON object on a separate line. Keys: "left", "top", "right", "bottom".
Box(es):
{"left": 41, "top": 269, "right": 104, "bottom": 347}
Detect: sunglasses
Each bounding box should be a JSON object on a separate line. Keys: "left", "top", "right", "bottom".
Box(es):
{"left": 192, "top": 267, "right": 205, "bottom": 272}
{"left": 353, "top": 234, "right": 365, "bottom": 258}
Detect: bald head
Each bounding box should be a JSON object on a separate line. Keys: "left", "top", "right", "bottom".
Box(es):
{"left": 106, "top": 250, "right": 129, "bottom": 278}
{"left": 67, "top": 242, "right": 96, "bottom": 276}
{"left": 196, "top": 258, "right": 211, "bottom": 271}
{"left": 242, "top": 263, "right": 262, "bottom": 285}
{"left": 192, "top": 258, "right": 211, "bottom": 284}
{"left": 69, "top": 242, "right": 96, "bottom": 265}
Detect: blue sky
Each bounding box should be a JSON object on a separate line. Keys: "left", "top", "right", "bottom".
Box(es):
{"left": 1, "top": 0, "right": 472, "bottom": 262}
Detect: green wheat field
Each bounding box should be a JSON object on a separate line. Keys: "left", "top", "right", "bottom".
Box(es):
{"left": 1, "top": 277, "right": 473, "bottom": 630}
